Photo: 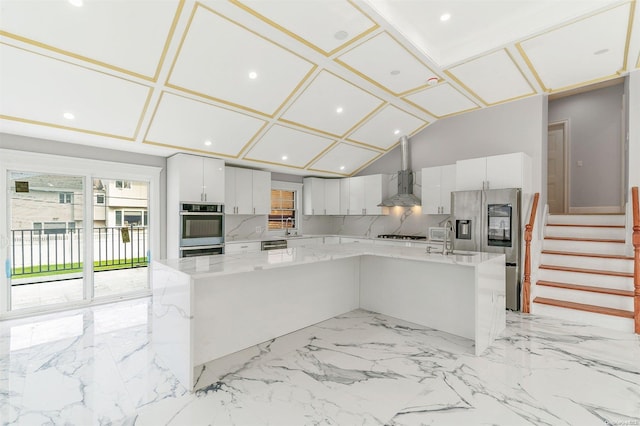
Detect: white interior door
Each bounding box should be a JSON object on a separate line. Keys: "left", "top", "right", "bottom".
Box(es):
{"left": 547, "top": 123, "right": 566, "bottom": 214}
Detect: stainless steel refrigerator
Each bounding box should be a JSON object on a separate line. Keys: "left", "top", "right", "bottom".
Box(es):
{"left": 451, "top": 188, "right": 522, "bottom": 310}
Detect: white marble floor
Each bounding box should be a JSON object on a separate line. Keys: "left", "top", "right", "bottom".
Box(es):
{"left": 1, "top": 298, "right": 639, "bottom": 426}
{"left": 10, "top": 267, "right": 148, "bottom": 310}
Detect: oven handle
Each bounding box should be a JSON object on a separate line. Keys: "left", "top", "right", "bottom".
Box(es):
{"left": 180, "top": 244, "right": 225, "bottom": 251}
{"left": 180, "top": 211, "right": 224, "bottom": 216}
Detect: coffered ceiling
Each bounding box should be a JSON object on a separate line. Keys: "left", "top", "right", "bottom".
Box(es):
{"left": 1, "top": 0, "right": 638, "bottom": 177}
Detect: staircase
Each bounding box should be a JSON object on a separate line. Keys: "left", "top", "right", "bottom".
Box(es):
{"left": 532, "top": 214, "right": 635, "bottom": 332}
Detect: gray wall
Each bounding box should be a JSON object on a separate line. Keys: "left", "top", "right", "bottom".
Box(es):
{"left": 0, "top": 133, "right": 168, "bottom": 257}
{"left": 548, "top": 83, "right": 624, "bottom": 208}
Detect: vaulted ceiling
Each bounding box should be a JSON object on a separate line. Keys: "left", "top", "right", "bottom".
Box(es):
{"left": 1, "top": 0, "right": 638, "bottom": 177}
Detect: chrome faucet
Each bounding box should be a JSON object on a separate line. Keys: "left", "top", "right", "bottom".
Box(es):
{"left": 285, "top": 217, "right": 292, "bottom": 236}
{"left": 442, "top": 220, "right": 454, "bottom": 255}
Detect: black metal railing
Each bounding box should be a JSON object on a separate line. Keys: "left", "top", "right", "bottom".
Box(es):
{"left": 10, "top": 226, "right": 148, "bottom": 279}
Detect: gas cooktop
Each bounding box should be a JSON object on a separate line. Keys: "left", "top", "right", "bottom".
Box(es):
{"left": 377, "top": 234, "right": 427, "bottom": 241}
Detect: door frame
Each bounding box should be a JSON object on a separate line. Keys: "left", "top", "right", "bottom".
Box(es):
{"left": 548, "top": 120, "right": 569, "bottom": 214}
{"left": 0, "top": 148, "right": 161, "bottom": 319}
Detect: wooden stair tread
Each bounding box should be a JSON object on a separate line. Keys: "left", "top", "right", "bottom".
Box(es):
{"left": 541, "top": 250, "right": 633, "bottom": 260}
{"left": 546, "top": 224, "right": 625, "bottom": 228}
{"left": 544, "top": 236, "right": 625, "bottom": 243}
{"left": 536, "top": 280, "right": 634, "bottom": 297}
{"left": 533, "top": 297, "right": 634, "bottom": 318}
{"left": 539, "top": 264, "right": 633, "bottom": 277}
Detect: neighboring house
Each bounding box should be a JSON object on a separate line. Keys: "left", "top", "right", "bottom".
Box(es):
{"left": 94, "top": 179, "right": 149, "bottom": 229}
{"left": 11, "top": 175, "right": 147, "bottom": 231}
{"left": 10, "top": 173, "right": 84, "bottom": 233}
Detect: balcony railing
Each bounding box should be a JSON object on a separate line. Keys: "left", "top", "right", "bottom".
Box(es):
{"left": 10, "top": 226, "right": 148, "bottom": 282}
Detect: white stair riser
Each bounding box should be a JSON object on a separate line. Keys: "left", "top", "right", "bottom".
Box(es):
{"left": 547, "top": 215, "right": 626, "bottom": 226}
{"left": 542, "top": 239, "right": 626, "bottom": 255}
{"left": 544, "top": 226, "right": 625, "bottom": 239}
{"left": 535, "top": 285, "right": 634, "bottom": 310}
{"left": 537, "top": 269, "right": 633, "bottom": 291}
{"left": 532, "top": 303, "right": 634, "bottom": 333}
{"left": 540, "top": 254, "right": 633, "bottom": 273}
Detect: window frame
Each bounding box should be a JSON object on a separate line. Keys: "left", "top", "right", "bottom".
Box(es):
{"left": 269, "top": 181, "right": 302, "bottom": 233}
{"left": 59, "top": 192, "right": 73, "bottom": 204}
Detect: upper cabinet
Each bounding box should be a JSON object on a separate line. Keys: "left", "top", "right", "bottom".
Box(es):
{"left": 225, "top": 166, "right": 271, "bottom": 215}
{"left": 303, "top": 178, "right": 341, "bottom": 215}
{"left": 324, "top": 179, "right": 341, "bottom": 215}
{"left": 303, "top": 174, "right": 388, "bottom": 216}
{"left": 421, "top": 164, "right": 456, "bottom": 215}
{"left": 346, "top": 174, "right": 388, "bottom": 215}
{"left": 167, "top": 153, "right": 225, "bottom": 204}
{"left": 456, "top": 153, "right": 531, "bottom": 191}
{"left": 303, "top": 177, "right": 325, "bottom": 215}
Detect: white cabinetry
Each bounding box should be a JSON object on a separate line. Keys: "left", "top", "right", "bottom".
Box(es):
{"left": 303, "top": 178, "right": 341, "bottom": 215}
{"left": 168, "top": 153, "right": 225, "bottom": 204}
{"left": 346, "top": 175, "right": 388, "bottom": 215}
{"left": 286, "top": 237, "right": 323, "bottom": 248}
{"left": 456, "top": 153, "right": 531, "bottom": 191}
{"left": 324, "top": 179, "right": 341, "bottom": 215}
{"left": 323, "top": 236, "right": 341, "bottom": 244}
{"left": 225, "top": 241, "right": 261, "bottom": 254}
{"left": 421, "top": 164, "right": 456, "bottom": 214}
{"left": 251, "top": 170, "right": 271, "bottom": 214}
{"left": 303, "top": 178, "right": 325, "bottom": 215}
{"left": 167, "top": 153, "right": 225, "bottom": 258}
{"left": 304, "top": 175, "right": 387, "bottom": 216}
{"left": 340, "top": 237, "right": 373, "bottom": 244}
{"left": 225, "top": 167, "right": 271, "bottom": 215}
{"left": 340, "top": 179, "right": 350, "bottom": 215}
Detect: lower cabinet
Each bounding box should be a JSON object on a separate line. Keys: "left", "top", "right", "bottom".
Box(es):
{"left": 286, "top": 237, "right": 324, "bottom": 248}
{"left": 225, "top": 241, "right": 261, "bottom": 254}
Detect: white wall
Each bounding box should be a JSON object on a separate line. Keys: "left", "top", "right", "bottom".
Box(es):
{"left": 548, "top": 83, "right": 624, "bottom": 209}
{"left": 629, "top": 70, "right": 640, "bottom": 191}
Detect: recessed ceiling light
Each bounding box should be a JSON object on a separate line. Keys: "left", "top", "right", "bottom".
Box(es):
{"left": 593, "top": 48, "right": 609, "bottom": 55}
{"left": 394, "top": 129, "right": 400, "bottom": 135}
{"left": 281, "top": 155, "right": 288, "bottom": 161}
{"left": 390, "top": 70, "right": 401, "bottom": 76}
{"left": 204, "top": 140, "right": 212, "bottom": 146}
{"left": 339, "top": 166, "right": 345, "bottom": 170}
{"left": 334, "top": 30, "right": 349, "bottom": 40}
{"left": 68, "top": 0, "right": 83, "bottom": 6}
{"left": 248, "top": 71, "right": 258, "bottom": 79}
{"left": 440, "top": 13, "right": 451, "bottom": 22}
{"left": 336, "top": 107, "right": 344, "bottom": 114}
{"left": 427, "top": 77, "right": 439, "bottom": 86}
{"left": 63, "top": 112, "right": 75, "bottom": 120}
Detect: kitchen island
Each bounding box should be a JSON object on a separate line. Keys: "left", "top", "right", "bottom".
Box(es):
{"left": 151, "top": 244, "right": 506, "bottom": 391}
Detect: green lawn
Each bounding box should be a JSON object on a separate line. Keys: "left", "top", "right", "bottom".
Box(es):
{"left": 12, "top": 258, "right": 148, "bottom": 278}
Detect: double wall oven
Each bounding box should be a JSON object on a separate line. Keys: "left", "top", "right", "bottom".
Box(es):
{"left": 179, "top": 202, "right": 225, "bottom": 257}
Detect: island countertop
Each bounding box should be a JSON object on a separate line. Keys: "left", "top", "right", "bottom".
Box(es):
{"left": 154, "top": 243, "right": 505, "bottom": 279}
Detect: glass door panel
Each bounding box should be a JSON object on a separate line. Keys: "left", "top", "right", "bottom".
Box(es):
{"left": 9, "top": 172, "right": 84, "bottom": 311}
{"left": 92, "top": 178, "right": 149, "bottom": 298}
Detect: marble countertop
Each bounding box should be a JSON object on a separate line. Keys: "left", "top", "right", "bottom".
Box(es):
{"left": 225, "top": 234, "right": 445, "bottom": 245}
{"left": 155, "top": 243, "right": 504, "bottom": 279}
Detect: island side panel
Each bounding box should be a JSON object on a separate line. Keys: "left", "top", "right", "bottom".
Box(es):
{"left": 359, "top": 256, "right": 475, "bottom": 341}
{"left": 474, "top": 255, "right": 506, "bottom": 355}
{"left": 151, "top": 261, "right": 195, "bottom": 389}
{"left": 192, "top": 257, "right": 360, "bottom": 365}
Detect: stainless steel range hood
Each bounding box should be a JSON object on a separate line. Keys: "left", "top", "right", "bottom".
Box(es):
{"left": 378, "top": 135, "right": 421, "bottom": 207}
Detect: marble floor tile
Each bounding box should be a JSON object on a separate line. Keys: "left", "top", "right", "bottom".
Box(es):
{"left": 1, "top": 298, "right": 639, "bottom": 425}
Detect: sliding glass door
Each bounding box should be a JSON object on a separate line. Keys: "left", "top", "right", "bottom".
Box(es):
{"left": 0, "top": 149, "right": 160, "bottom": 317}
{"left": 8, "top": 171, "right": 85, "bottom": 311}
{"left": 92, "top": 178, "right": 149, "bottom": 298}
